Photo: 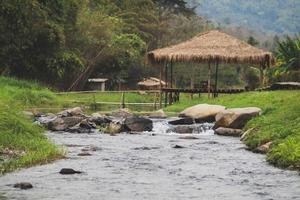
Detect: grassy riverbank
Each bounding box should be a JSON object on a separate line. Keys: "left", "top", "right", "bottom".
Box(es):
{"left": 0, "top": 77, "right": 63, "bottom": 174}
{"left": 165, "top": 91, "right": 300, "bottom": 170}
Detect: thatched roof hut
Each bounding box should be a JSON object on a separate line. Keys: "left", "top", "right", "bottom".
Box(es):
{"left": 148, "top": 30, "right": 275, "bottom": 65}
{"left": 147, "top": 30, "right": 276, "bottom": 106}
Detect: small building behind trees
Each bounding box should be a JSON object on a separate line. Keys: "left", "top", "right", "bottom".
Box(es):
{"left": 87, "top": 78, "right": 108, "bottom": 91}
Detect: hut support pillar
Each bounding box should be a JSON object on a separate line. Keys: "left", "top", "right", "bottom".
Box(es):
{"left": 214, "top": 60, "right": 219, "bottom": 98}
{"left": 164, "top": 62, "right": 168, "bottom": 107}
{"left": 208, "top": 61, "right": 212, "bottom": 98}
{"left": 259, "top": 63, "right": 264, "bottom": 88}
{"left": 170, "top": 60, "right": 173, "bottom": 88}
{"left": 169, "top": 60, "right": 173, "bottom": 105}
{"left": 159, "top": 64, "right": 163, "bottom": 108}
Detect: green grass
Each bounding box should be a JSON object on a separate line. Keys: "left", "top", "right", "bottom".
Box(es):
{"left": 0, "top": 76, "right": 63, "bottom": 174}
{"left": 165, "top": 91, "right": 300, "bottom": 170}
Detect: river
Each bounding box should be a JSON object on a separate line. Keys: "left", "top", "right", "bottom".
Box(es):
{"left": 0, "top": 119, "right": 299, "bottom": 200}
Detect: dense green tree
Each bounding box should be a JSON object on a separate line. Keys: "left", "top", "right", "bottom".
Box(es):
{"left": 247, "top": 36, "right": 259, "bottom": 46}
{"left": 0, "top": 0, "right": 210, "bottom": 90}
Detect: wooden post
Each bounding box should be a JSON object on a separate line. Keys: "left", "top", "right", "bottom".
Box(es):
{"left": 159, "top": 64, "right": 163, "bottom": 108}
{"left": 208, "top": 61, "right": 212, "bottom": 98}
{"left": 154, "top": 92, "right": 157, "bottom": 110}
{"left": 165, "top": 61, "right": 168, "bottom": 88}
{"left": 165, "top": 92, "right": 168, "bottom": 107}
{"left": 170, "top": 60, "right": 173, "bottom": 88}
{"left": 170, "top": 60, "right": 173, "bottom": 105}
{"left": 190, "top": 66, "right": 195, "bottom": 100}
{"left": 121, "top": 92, "right": 125, "bottom": 108}
{"left": 259, "top": 62, "right": 264, "bottom": 88}
{"left": 214, "top": 60, "right": 219, "bottom": 98}
{"left": 164, "top": 61, "right": 168, "bottom": 106}
{"left": 265, "top": 57, "right": 271, "bottom": 86}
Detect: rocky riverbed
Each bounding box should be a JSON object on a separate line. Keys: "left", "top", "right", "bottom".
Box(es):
{"left": 0, "top": 120, "right": 299, "bottom": 200}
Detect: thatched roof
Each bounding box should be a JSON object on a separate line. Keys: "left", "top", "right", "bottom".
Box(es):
{"left": 148, "top": 30, "right": 275, "bottom": 65}
{"left": 138, "top": 77, "right": 166, "bottom": 87}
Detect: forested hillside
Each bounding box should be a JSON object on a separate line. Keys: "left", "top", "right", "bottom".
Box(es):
{"left": 0, "top": 0, "right": 210, "bottom": 91}
{"left": 1, "top": 0, "right": 299, "bottom": 91}
{"left": 189, "top": 0, "right": 300, "bottom": 34}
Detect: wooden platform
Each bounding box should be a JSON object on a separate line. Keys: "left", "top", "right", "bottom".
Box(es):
{"left": 160, "top": 87, "right": 245, "bottom": 107}
{"left": 162, "top": 88, "right": 245, "bottom": 94}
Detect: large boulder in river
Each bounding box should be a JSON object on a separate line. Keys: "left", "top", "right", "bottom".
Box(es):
{"left": 59, "top": 168, "right": 82, "bottom": 175}
{"left": 67, "top": 119, "right": 96, "bottom": 133}
{"left": 48, "top": 116, "right": 84, "bottom": 131}
{"left": 149, "top": 109, "right": 167, "bottom": 119}
{"left": 89, "top": 113, "right": 112, "bottom": 126}
{"left": 214, "top": 127, "right": 243, "bottom": 137}
{"left": 14, "top": 182, "right": 33, "bottom": 190}
{"left": 124, "top": 116, "right": 153, "bottom": 132}
{"left": 57, "top": 107, "right": 84, "bottom": 117}
{"left": 168, "top": 117, "right": 194, "bottom": 125}
{"left": 110, "top": 108, "right": 133, "bottom": 118}
{"left": 36, "top": 113, "right": 57, "bottom": 125}
{"left": 213, "top": 107, "right": 262, "bottom": 129}
{"left": 179, "top": 104, "right": 225, "bottom": 122}
{"left": 171, "top": 126, "right": 194, "bottom": 134}
{"left": 102, "top": 121, "right": 125, "bottom": 134}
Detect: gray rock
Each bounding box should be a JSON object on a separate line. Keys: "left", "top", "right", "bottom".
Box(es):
{"left": 64, "top": 117, "right": 85, "bottom": 127}
{"left": 36, "top": 113, "right": 57, "bottom": 125}
{"left": 124, "top": 116, "right": 153, "bottom": 132}
{"left": 59, "top": 168, "right": 82, "bottom": 175}
{"left": 149, "top": 109, "right": 167, "bottom": 119}
{"left": 178, "top": 136, "right": 199, "bottom": 140}
{"left": 168, "top": 118, "right": 194, "bottom": 125}
{"left": 253, "top": 142, "right": 272, "bottom": 154}
{"left": 172, "top": 145, "right": 185, "bottom": 149}
{"left": 48, "top": 117, "right": 67, "bottom": 131}
{"left": 102, "top": 121, "right": 125, "bottom": 134}
{"left": 58, "top": 107, "right": 84, "bottom": 117}
{"left": 48, "top": 116, "right": 84, "bottom": 131}
{"left": 171, "top": 126, "right": 194, "bottom": 134}
{"left": 215, "top": 127, "right": 243, "bottom": 137}
{"left": 13, "top": 182, "right": 33, "bottom": 190}
{"left": 89, "top": 113, "right": 111, "bottom": 126}
{"left": 133, "top": 146, "right": 160, "bottom": 150}
{"left": 67, "top": 119, "right": 96, "bottom": 133}
{"left": 179, "top": 104, "right": 225, "bottom": 122}
{"left": 110, "top": 108, "right": 133, "bottom": 118}
{"left": 80, "top": 119, "right": 96, "bottom": 129}
{"left": 214, "top": 107, "right": 262, "bottom": 129}
{"left": 77, "top": 152, "right": 92, "bottom": 156}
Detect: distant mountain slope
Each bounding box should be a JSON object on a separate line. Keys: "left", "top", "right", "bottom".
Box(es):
{"left": 188, "top": 0, "right": 300, "bottom": 34}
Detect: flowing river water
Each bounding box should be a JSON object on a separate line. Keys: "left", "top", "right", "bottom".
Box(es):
{"left": 0, "top": 119, "right": 299, "bottom": 200}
